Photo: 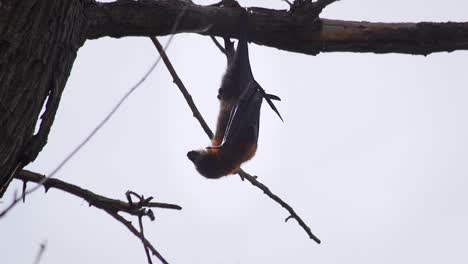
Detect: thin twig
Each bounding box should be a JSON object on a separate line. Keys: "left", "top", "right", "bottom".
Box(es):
{"left": 238, "top": 170, "right": 320, "bottom": 243}
{"left": 151, "top": 34, "right": 321, "bottom": 243}
{"left": 314, "top": 0, "right": 338, "bottom": 12}
{"left": 107, "top": 210, "right": 168, "bottom": 264}
{"left": 22, "top": 180, "right": 27, "bottom": 203}
{"left": 33, "top": 240, "right": 47, "bottom": 264}
{"left": 139, "top": 215, "right": 153, "bottom": 264}
{"left": 150, "top": 36, "right": 214, "bottom": 139}
{"left": 0, "top": 8, "right": 187, "bottom": 220}
{"left": 210, "top": 35, "right": 226, "bottom": 54}
{"left": 12, "top": 170, "right": 177, "bottom": 263}
{"left": 290, "top": 0, "right": 338, "bottom": 17}
{"left": 281, "top": 0, "right": 293, "bottom": 7}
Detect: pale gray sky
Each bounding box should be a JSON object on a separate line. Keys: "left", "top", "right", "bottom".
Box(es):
{"left": 2, "top": 0, "right": 468, "bottom": 263}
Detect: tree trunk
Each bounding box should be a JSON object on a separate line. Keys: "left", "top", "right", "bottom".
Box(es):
{"left": 0, "top": 0, "right": 87, "bottom": 196}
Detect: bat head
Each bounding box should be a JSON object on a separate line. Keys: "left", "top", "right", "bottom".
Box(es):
{"left": 187, "top": 150, "right": 204, "bottom": 164}
{"left": 187, "top": 148, "right": 240, "bottom": 179}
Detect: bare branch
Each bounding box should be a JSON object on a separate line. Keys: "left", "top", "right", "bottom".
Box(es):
{"left": 210, "top": 35, "right": 226, "bottom": 54}
{"left": 238, "top": 170, "right": 320, "bottom": 243}
{"left": 315, "top": 0, "right": 338, "bottom": 9}
{"left": 139, "top": 216, "right": 153, "bottom": 264}
{"left": 150, "top": 36, "right": 214, "bottom": 139}
{"left": 150, "top": 35, "right": 320, "bottom": 243}
{"left": 9, "top": 170, "right": 179, "bottom": 264}
{"left": 85, "top": 1, "right": 468, "bottom": 55}
{"left": 281, "top": 0, "right": 293, "bottom": 7}
{"left": 107, "top": 210, "right": 169, "bottom": 264}
{"left": 312, "top": 0, "right": 338, "bottom": 16}
{"left": 13, "top": 170, "right": 182, "bottom": 213}
{"left": 290, "top": 0, "right": 338, "bottom": 16}
{"left": 33, "top": 241, "right": 47, "bottom": 264}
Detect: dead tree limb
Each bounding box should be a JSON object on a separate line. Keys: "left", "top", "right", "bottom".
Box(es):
{"left": 13, "top": 170, "right": 182, "bottom": 214}
{"left": 85, "top": 0, "right": 468, "bottom": 55}
{"left": 11, "top": 170, "right": 180, "bottom": 263}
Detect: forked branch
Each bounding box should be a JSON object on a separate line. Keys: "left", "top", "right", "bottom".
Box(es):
{"left": 13, "top": 170, "right": 181, "bottom": 264}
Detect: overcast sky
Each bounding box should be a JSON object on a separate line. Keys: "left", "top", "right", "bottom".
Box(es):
{"left": 2, "top": 0, "right": 468, "bottom": 263}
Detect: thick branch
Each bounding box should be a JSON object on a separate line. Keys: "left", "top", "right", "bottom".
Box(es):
{"left": 85, "top": 0, "right": 468, "bottom": 55}
{"left": 14, "top": 170, "right": 182, "bottom": 214}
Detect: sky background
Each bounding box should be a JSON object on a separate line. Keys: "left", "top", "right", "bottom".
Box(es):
{"left": 2, "top": 0, "right": 468, "bottom": 263}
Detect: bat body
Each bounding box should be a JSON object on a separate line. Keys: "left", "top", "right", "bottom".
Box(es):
{"left": 187, "top": 10, "right": 281, "bottom": 179}
{"left": 211, "top": 37, "right": 237, "bottom": 147}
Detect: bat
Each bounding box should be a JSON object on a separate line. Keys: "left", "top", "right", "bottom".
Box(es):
{"left": 187, "top": 10, "right": 282, "bottom": 179}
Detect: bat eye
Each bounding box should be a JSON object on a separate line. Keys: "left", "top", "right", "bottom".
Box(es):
{"left": 217, "top": 94, "right": 222, "bottom": 100}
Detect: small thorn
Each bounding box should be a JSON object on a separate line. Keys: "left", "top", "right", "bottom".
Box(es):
{"left": 22, "top": 181, "right": 27, "bottom": 203}
{"left": 285, "top": 215, "right": 293, "bottom": 222}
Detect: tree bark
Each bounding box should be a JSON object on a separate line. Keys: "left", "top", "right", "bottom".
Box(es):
{"left": 85, "top": 1, "right": 468, "bottom": 55}
{"left": 0, "top": 0, "right": 88, "bottom": 196}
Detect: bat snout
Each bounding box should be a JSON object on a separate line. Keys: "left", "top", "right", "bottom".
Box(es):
{"left": 187, "top": 150, "right": 201, "bottom": 162}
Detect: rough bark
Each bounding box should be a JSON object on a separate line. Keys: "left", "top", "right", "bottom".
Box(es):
{"left": 85, "top": 1, "right": 468, "bottom": 55}
{"left": 0, "top": 0, "right": 88, "bottom": 196}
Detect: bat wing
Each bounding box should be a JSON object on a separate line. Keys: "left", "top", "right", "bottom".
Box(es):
{"left": 235, "top": 11, "right": 283, "bottom": 122}
{"left": 214, "top": 11, "right": 282, "bottom": 148}
{"left": 221, "top": 81, "right": 263, "bottom": 147}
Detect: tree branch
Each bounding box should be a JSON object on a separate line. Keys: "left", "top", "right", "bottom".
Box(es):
{"left": 149, "top": 37, "right": 321, "bottom": 243}
{"left": 11, "top": 170, "right": 179, "bottom": 264}
{"left": 237, "top": 170, "right": 320, "bottom": 243}
{"left": 138, "top": 215, "right": 153, "bottom": 264}
{"left": 106, "top": 210, "right": 169, "bottom": 264}
{"left": 149, "top": 37, "right": 214, "bottom": 139}
{"left": 33, "top": 241, "right": 47, "bottom": 264}
{"left": 14, "top": 170, "right": 182, "bottom": 214}
{"left": 85, "top": 0, "right": 468, "bottom": 55}
{"left": 210, "top": 36, "right": 227, "bottom": 55}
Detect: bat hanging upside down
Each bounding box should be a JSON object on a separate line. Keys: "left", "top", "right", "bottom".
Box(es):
{"left": 187, "top": 10, "right": 282, "bottom": 179}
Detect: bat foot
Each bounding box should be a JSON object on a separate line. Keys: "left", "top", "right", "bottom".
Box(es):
{"left": 206, "top": 146, "right": 221, "bottom": 150}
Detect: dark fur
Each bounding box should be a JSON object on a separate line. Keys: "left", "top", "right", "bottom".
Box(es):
{"left": 188, "top": 10, "right": 282, "bottom": 179}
